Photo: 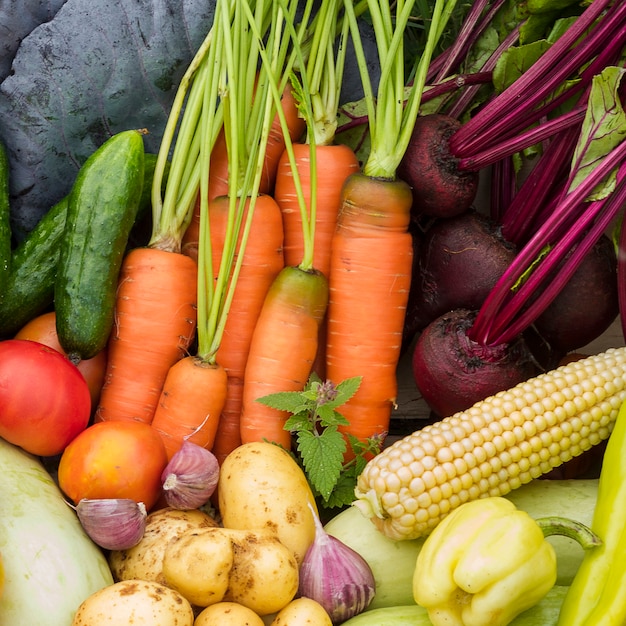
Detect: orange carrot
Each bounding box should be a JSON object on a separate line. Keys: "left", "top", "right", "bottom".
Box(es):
{"left": 150, "top": 0, "right": 297, "bottom": 458}
{"left": 94, "top": 247, "right": 198, "bottom": 424}
{"left": 274, "top": 143, "right": 359, "bottom": 380}
{"left": 151, "top": 356, "right": 228, "bottom": 459}
{"left": 325, "top": 173, "right": 413, "bottom": 447}
{"left": 239, "top": 265, "right": 328, "bottom": 448}
{"left": 210, "top": 194, "right": 284, "bottom": 462}
{"left": 274, "top": 143, "right": 359, "bottom": 277}
{"left": 325, "top": 0, "right": 453, "bottom": 452}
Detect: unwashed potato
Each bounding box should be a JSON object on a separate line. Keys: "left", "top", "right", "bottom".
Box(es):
{"left": 194, "top": 601, "right": 265, "bottom": 626}
{"left": 218, "top": 442, "right": 318, "bottom": 564}
{"left": 222, "top": 528, "right": 299, "bottom": 616}
{"left": 269, "top": 598, "right": 333, "bottom": 625}
{"left": 72, "top": 579, "right": 194, "bottom": 625}
{"left": 162, "top": 527, "right": 234, "bottom": 607}
{"left": 109, "top": 507, "right": 219, "bottom": 584}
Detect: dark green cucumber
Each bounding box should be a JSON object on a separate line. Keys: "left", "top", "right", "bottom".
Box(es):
{"left": 0, "top": 196, "right": 68, "bottom": 337}
{"left": 0, "top": 140, "right": 11, "bottom": 294}
{"left": 55, "top": 130, "right": 145, "bottom": 360}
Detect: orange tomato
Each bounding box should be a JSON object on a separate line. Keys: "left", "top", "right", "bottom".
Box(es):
{"left": 57, "top": 420, "right": 168, "bottom": 510}
{"left": 14, "top": 311, "right": 107, "bottom": 410}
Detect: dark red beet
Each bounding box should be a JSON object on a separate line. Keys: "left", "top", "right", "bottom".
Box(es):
{"left": 412, "top": 309, "right": 540, "bottom": 418}
{"left": 531, "top": 234, "right": 618, "bottom": 353}
{"left": 398, "top": 113, "right": 479, "bottom": 219}
{"left": 403, "top": 209, "right": 517, "bottom": 342}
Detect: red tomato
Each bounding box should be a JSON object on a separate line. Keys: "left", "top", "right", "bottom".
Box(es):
{"left": 14, "top": 311, "right": 107, "bottom": 410}
{"left": 57, "top": 420, "right": 168, "bottom": 510}
{"left": 0, "top": 339, "right": 91, "bottom": 456}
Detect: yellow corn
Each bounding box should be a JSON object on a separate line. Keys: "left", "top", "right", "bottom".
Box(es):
{"left": 354, "top": 347, "right": 626, "bottom": 541}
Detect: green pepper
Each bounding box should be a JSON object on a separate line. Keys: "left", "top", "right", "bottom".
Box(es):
{"left": 412, "top": 496, "right": 600, "bottom": 626}
{"left": 556, "top": 398, "right": 626, "bottom": 625}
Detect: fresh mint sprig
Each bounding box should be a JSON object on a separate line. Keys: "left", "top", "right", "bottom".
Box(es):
{"left": 256, "top": 374, "right": 384, "bottom": 512}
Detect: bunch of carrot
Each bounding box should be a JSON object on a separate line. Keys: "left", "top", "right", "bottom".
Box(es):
{"left": 91, "top": 0, "right": 457, "bottom": 464}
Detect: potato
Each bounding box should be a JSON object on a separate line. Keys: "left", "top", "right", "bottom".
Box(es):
{"left": 109, "top": 507, "right": 219, "bottom": 584}
{"left": 162, "top": 527, "right": 234, "bottom": 607}
{"left": 194, "top": 601, "right": 265, "bottom": 626}
{"left": 269, "top": 598, "right": 333, "bottom": 625}
{"left": 222, "top": 528, "right": 299, "bottom": 616}
{"left": 72, "top": 579, "right": 194, "bottom": 625}
{"left": 218, "top": 442, "right": 317, "bottom": 564}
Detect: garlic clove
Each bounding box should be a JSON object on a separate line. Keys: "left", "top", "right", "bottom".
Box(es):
{"left": 298, "top": 504, "right": 376, "bottom": 624}
{"left": 75, "top": 498, "right": 147, "bottom": 551}
{"left": 161, "top": 440, "right": 220, "bottom": 510}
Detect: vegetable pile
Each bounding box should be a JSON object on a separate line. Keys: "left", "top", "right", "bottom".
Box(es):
{"left": 1, "top": 0, "right": 626, "bottom": 624}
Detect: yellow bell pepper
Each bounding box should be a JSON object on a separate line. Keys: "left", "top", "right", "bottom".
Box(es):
{"left": 412, "top": 496, "right": 598, "bottom": 626}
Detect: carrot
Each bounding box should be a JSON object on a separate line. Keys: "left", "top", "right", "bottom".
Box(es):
{"left": 152, "top": 0, "right": 295, "bottom": 458}
{"left": 94, "top": 247, "right": 197, "bottom": 424}
{"left": 274, "top": 143, "right": 359, "bottom": 277}
{"left": 150, "top": 356, "right": 228, "bottom": 459}
{"left": 238, "top": 0, "right": 341, "bottom": 447}
{"left": 325, "top": 174, "right": 413, "bottom": 443}
{"left": 210, "top": 194, "right": 285, "bottom": 463}
{"left": 94, "top": 16, "right": 222, "bottom": 424}
{"left": 271, "top": 0, "right": 358, "bottom": 382}
{"left": 326, "top": 0, "right": 458, "bottom": 452}
{"left": 239, "top": 265, "right": 329, "bottom": 448}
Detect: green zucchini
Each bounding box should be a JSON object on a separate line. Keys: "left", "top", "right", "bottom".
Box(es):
{"left": 0, "top": 139, "right": 11, "bottom": 294}
{"left": 340, "top": 586, "right": 570, "bottom": 626}
{"left": 55, "top": 130, "right": 145, "bottom": 360}
{"left": 324, "top": 479, "right": 598, "bottom": 610}
{"left": 0, "top": 196, "right": 68, "bottom": 337}
{"left": 0, "top": 437, "right": 113, "bottom": 624}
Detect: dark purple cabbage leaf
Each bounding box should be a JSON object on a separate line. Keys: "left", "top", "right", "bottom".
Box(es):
{"left": 0, "top": 0, "right": 217, "bottom": 240}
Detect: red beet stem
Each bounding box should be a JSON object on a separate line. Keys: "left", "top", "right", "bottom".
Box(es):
{"left": 468, "top": 140, "right": 626, "bottom": 346}
{"left": 449, "top": 0, "right": 622, "bottom": 157}
{"left": 456, "top": 106, "right": 586, "bottom": 171}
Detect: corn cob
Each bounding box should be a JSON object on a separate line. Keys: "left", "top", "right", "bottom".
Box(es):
{"left": 354, "top": 347, "right": 626, "bottom": 541}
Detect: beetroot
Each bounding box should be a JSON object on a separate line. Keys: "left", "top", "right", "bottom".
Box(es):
{"left": 532, "top": 234, "right": 618, "bottom": 353}
{"left": 397, "top": 114, "right": 479, "bottom": 219}
{"left": 403, "top": 209, "right": 517, "bottom": 339}
{"left": 412, "top": 308, "right": 540, "bottom": 418}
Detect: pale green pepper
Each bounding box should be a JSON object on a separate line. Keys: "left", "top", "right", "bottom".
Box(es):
{"left": 412, "top": 496, "right": 599, "bottom": 626}
{"left": 556, "top": 398, "right": 626, "bottom": 625}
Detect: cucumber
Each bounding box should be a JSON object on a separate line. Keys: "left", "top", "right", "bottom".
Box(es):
{"left": 0, "top": 139, "right": 11, "bottom": 294}
{"left": 0, "top": 196, "right": 68, "bottom": 338}
{"left": 55, "top": 130, "right": 145, "bottom": 360}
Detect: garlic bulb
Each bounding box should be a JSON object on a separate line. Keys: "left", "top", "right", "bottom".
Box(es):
{"left": 75, "top": 498, "right": 147, "bottom": 550}
{"left": 298, "top": 504, "right": 376, "bottom": 623}
{"left": 161, "top": 440, "right": 220, "bottom": 509}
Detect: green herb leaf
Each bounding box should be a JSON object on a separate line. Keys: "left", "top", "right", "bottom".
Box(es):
{"left": 284, "top": 411, "right": 314, "bottom": 433}
{"left": 316, "top": 403, "right": 349, "bottom": 427}
{"left": 296, "top": 427, "right": 346, "bottom": 501}
{"left": 322, "top": 472, "right": 360, "bottom": 509}
{"left": 257, "top": 390, "right": 310, "bottom": 414}
{"left": 333, "top": 376, "right": 363, "bottom": 406}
